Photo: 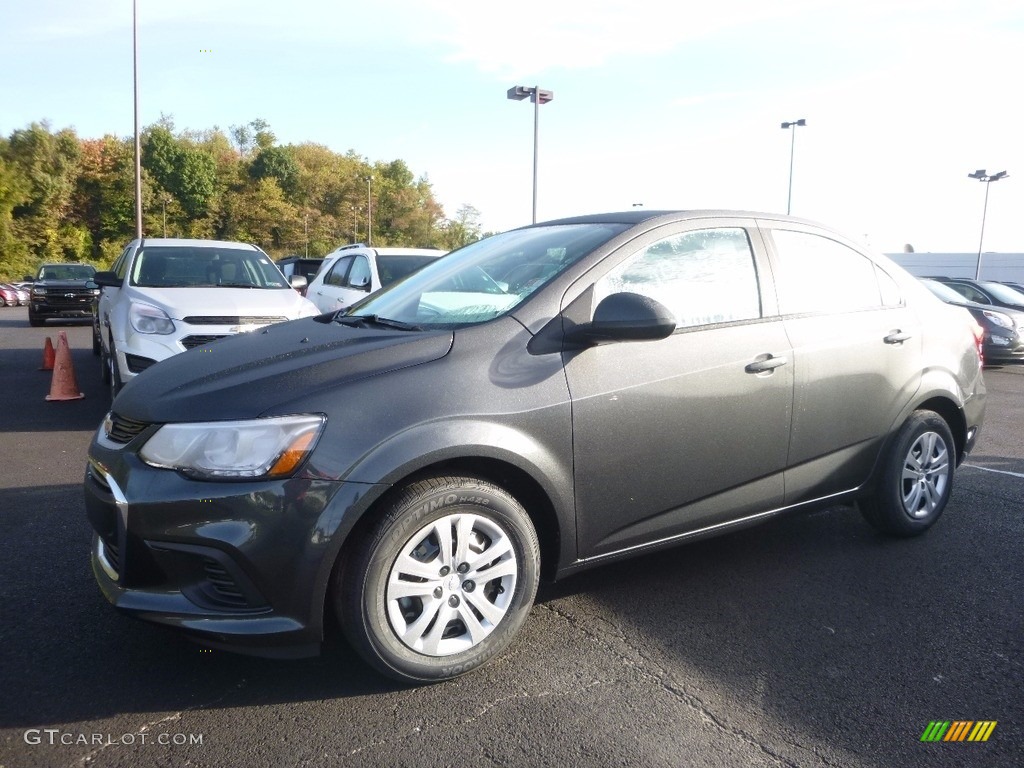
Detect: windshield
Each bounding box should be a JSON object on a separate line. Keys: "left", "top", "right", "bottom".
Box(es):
{"left": 921, "top": 279, "right": 969, "bottom": 303}
{"left": 131, "top": 246, "right": 290, "bottom": 289}
{"left": 343, "top": 223, "right": 629, "bottom": 327}
{"left": 38, "top": 264, "right": 95, "bottom": 281}
{"left": 980, "top": 281, "right": 1024, "bottom": 304}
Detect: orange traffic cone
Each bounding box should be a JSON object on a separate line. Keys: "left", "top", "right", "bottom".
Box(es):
{"left": 40, "top": 336, "right": 56, "bottom": 370}
{"left": 45, "top": 331, "right": 84, "bottom": 401}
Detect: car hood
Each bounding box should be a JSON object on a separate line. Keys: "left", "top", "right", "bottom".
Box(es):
{"left": 113, "top": 315, "right": 454, "bottom": 422}
{"left": 128, "top": 286, "right": 318, "bottom": 320}
{"left": 35, "top": 280, "right": 93, "bottom": 290}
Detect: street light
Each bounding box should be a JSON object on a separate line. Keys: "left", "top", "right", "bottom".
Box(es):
{"left": 366, "top": 175, "right": 373, "bottom": 246}
{"left": 507, "top": 85, "right": 554, "bottom": 224}
{"left": 967, "top": 169, "right": 1009, "bottom": 279}
{"left": 132, "top": 0, "right": 142, "bottom": 238}
{"left": 780, "top": 118, "right": 806, "bottom": 215}
{"left": 350, "top": 205, "right": 360, "bottom": 243}
{"left": 161, "top": 195, "right": 170, "bottom": 237}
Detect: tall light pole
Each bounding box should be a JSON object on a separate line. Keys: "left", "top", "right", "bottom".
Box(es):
{"left": 968, "top": 169, "right": 1009, "bottom": 279}
{"left": 133, "top": 0, "right": 143, "bottom": 238}
{"left": 350, "top": 205, "right": 360, "bottom": 243}
{"left": 780, "top": 118, "right": 806, "bottom": 215}
{"left": 366, "top": 175, "right": 373, "bottom": 246}
{"left": 507, "top": 85, "right": 554, "bottom": 224}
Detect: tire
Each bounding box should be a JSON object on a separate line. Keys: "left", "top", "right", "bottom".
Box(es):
{"left": 859, "top": 410, "right": 955, "bottom": 537}
{"left": 92, "top": 324, "right": 101, "bottom": 356}
{"left": 337, "top": 475, "right": 540, "bottom": 683}
{"left": 28, "top": 311, "right": 44, "bottom": 327}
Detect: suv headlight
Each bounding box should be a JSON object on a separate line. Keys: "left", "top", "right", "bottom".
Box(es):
{"left": 32, "top": 286, "right": 46, "bottom": 296}
{"left": 982, "top": 310, "right": 1013, "bottom": 329}
{"left": 139, "top": 415, "right": 326, "bottom": 480}
{"left": 130, "top": 302, "right": 175, "bottom": 334}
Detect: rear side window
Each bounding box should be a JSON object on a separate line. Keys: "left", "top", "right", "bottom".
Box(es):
{"left": 595, "top": 227, "right": 761, "bottom": 329}
{"left": 324, "top": 256, "right": 353, "bottom": 288}
{"left": 770, "top": 230, "right": 881, "bottom": 314}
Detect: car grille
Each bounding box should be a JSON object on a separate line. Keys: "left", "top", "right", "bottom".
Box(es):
{"left": 180, "top": 334, "right": 229, "bottom": 349}
{"left": 107, "top": 413, "right": 150, "bottom": 444}
{"left": 40, "top": 287, "right": 95, "bottom": 307}
{"left": 182, "top": 316, "right": 286, "bottom": 325}
{"left": 202, "top": 559, "right": 251, "bottom": 608}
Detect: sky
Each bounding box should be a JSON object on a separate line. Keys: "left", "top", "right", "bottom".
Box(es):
{"left": 1, "top": 0, "right": 1022, "bottom": 253}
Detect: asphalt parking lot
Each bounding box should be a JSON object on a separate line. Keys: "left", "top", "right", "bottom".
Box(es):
{"left": 0, "top": 306, "right": 1021, "bottom": 768}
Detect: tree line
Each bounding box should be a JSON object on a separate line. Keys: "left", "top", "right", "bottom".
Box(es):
{"left": 0, "top": 117, "right": 485, "bottom": 280}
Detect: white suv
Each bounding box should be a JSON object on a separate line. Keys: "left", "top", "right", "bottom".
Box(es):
{"left": 94, "top": 238, "right": 319, "bottom": 397}
{"left": 306, "top": 244, "right": 447, "bottom": 314}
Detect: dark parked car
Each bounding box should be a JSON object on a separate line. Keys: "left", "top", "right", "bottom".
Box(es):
{"left": 84, "top": 211, "right": 986, "bottom": 683}
{"left": 928, "top": 276, "right": 1024, "bottom": 313}
{"left": 27, "top": 262, "right": 98, "bottom": 326}
{"left": 920, "top": 278, "right": 1024, "bottom": 363}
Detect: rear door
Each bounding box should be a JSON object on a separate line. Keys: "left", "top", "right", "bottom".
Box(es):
{"left": 761, "top": 224, "right": 923, "bottom": 503}
{"left": 311, "top": 255, "right": 354, "bottom": 312}
{"left": 565, "top": 221, "right": 794, "bottom": 559}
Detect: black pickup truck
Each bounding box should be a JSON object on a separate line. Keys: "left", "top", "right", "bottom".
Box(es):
{"left": 27, "top": 263, "right": 98, "bottom": 326}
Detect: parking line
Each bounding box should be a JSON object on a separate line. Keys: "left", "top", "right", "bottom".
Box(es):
{"left": 964, "top": 464, "right": 1024, "bottom": 480}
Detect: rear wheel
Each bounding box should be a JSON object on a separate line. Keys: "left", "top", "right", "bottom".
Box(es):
{"left": 336, "top": 475, "right": 540, "bottom": 683}
{"left": 859, "top": 410, "right": 955, "bottom": 536}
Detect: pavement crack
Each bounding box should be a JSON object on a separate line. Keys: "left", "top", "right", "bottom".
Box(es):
{"left": 76, "top": 677, "right": 247, "bottom": 766}
{"left": 539, "top": 602, "right": 848, "bottom": 768}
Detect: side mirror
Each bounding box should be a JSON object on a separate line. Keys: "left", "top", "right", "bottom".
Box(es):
{"left": 573, "top": 292, "right": 676, "bottom": 345}
{"left": 290, "top": 275, "right": 308, "bottom": 291}
{"left": 93, "top": 271, "right": 123, "bottom": 288}
{"left": 22, "top": 275, "right": 34, "bottom": 283}
{"left": 351, "top": 274, "right": 371, "bottom": 290}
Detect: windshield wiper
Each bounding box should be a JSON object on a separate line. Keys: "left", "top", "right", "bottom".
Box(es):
{"left": 214, "top": 283, "right": 260, "bottom": 288}
{"left": 335, "top": 313, "right": 423, "bottom": 331}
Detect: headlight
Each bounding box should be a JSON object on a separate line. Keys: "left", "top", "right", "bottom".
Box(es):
{"left": 139, "top": 415, "right": 326, "bottom": 480}
{"left": 982, "top": 310, "right": 1013, "bottom": 329}
{"left": 130, "top": 302, "right": 175, "bottom": 335}
{"left": 32, "top": 286, "right": 46, "bottom": 296}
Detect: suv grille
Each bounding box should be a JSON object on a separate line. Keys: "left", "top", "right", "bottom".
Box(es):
{"left": 107, "top": 413, "right": 149, "bottom": 444}
{"left": 182, "top": 316, "right": 286, "bottom": 325}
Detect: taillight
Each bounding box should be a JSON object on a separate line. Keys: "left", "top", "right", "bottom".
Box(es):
{"left": 971, "top": 321, "right": 985, "bottom": 366}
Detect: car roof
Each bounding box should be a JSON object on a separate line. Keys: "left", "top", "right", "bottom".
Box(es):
{"left": 134, "top": 238, "right": 261, "bottom": 250}
{"left": 530, "top": 209, "right": 825, "bottom": 228}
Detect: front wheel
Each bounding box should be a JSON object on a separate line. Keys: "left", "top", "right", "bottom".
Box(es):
{"left": 859, "top": 410, "right": 955, "bottom": 537}
{"left": 336, "top": 476, "right": 540, "bottom": 683}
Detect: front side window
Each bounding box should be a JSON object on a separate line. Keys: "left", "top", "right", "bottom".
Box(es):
{"left": 771, "top": 230, "right": 881, "bottom": 314}
{"left": 347, "top": 256, "right": 371, "bottom": 289}
{"left": 346, "top": 223, "right": 629, "bottom": 328}
{"left": 595, "top": 227, "right": 761, "bottom": 329}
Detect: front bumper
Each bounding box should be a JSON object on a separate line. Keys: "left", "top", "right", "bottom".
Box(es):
{"left": 84, "top": 436, "right": 376, "bottom": 657}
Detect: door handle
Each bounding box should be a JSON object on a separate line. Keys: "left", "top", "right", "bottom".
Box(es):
{"left": 884, "top": 330, "right": 912, "bottom": 344}
{"left": 745, "top": 354, "right": 788, "bottom": 374}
